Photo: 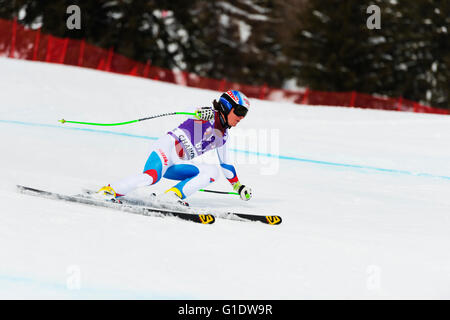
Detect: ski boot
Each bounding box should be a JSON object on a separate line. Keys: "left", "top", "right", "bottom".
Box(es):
{"left": 96, "top": 185, "right": 122, "bottom": 203}
{"left": 156, "top": 187, "right": 189, "bottom": 209}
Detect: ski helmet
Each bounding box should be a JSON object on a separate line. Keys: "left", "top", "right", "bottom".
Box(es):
{"left": 218, "top": 90, "right": 250, "bottom": 117}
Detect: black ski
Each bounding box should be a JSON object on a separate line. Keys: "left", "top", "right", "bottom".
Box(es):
{"left": 82, "top": 189, "right": 282, "bottom": 225}
{"left": 213, "top": 211, "right": 282, "bottom": 225}
{"left": 16, "top": 185, "right": 215, "bottom": 225}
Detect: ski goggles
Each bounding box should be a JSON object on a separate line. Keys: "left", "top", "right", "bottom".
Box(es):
{"left": 232, "top": 104, "right": 249, "bottom": 117}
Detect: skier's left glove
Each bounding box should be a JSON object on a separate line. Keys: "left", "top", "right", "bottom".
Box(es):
{"left": 194, "top": 107, "right": 215, "bottom": 121}
{"left": 233, "top": 182, "right": 252, "bottom": 201}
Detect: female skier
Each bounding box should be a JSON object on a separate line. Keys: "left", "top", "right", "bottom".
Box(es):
{"left": 97, "top": 90, "right": 253, "bottom": 207}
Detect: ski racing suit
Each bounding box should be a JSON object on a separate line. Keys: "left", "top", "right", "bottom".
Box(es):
{"left": 110, "top": 107, "right": 239, "bottom": 199}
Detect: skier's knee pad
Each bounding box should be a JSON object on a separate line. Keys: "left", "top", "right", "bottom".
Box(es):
{"left": 143, "top": 151, "right": 163, "bottom": 184}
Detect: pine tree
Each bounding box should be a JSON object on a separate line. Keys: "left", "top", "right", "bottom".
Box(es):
{"left": 289, "top": 0, "right": 374, "bottom": 91}
{"left": 172, "top": 0, "right": 293, "bottom": 85}
{"left": 5, "top": 0, "right": 186, "bottom": 69}
{"left": 289, "top": 0, "right": 449, "bottom": 109}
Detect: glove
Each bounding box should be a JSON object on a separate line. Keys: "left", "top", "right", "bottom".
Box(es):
{"left": 233, "top": 182, "right": 252, "bottom": 201}
{"left": 194, "top": 107, "right": 215, "bottom": 121}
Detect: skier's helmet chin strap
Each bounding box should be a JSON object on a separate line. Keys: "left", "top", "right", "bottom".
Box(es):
{"left": 213, "top": 99, "right": 231, "bottom": 129}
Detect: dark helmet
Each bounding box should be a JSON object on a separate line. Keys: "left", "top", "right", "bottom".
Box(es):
{"left": 213, "top": 90, "right": 250, "bottom": 129}
{"left": 218, "top": 90, "right": 250, "bottom": 117}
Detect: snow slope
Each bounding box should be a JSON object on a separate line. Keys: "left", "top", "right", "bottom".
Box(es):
{"left": 1, "top": 57, "right": 450, "bottom": 299}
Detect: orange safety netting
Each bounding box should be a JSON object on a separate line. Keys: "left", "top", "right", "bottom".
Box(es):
{"left": 0, "top": 18, "right": 447, "bottom": 115}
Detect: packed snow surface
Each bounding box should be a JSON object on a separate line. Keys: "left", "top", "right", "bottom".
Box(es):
{"left": 1, "top": 58, "right": 450, "bottom": 299}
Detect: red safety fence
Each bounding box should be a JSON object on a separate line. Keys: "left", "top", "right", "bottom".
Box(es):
{"left": 0, "top": 18, "right": 448, "bottom": 115}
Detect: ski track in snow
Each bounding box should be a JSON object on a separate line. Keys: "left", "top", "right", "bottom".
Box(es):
{"left": 1, "top": 57, "right": 450, "bottom": 299}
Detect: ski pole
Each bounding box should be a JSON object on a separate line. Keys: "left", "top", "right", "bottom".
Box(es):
{"left": 58, "top": 112, "right": 196, "bottom": 127}
{"left": 199, "top": 189, "right": 239, "bottom": 196}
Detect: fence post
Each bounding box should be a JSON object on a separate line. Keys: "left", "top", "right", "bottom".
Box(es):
{"left": 45, "top": 34, "right": 52, "bottom": 62}
{"left": 105, "top": 47, "right": 113, "bottom": 71}
{"left": 181, "top": 71, "right": 189, "bottom": 86}
{"left": 60, "top": 38, "right": 69, "bottom": 64}
{"left": 32, "top": 28, "right": 41, "bottom": 61}
{"left": 349, "top": 91, "right": 356, "bottom": 107}
{"left": 301, "top": 88, "right": 310, "bottom": 105}
{"left": 259, "top": 83, "right": 267, "bottom": 100}
{"left": 97, "top": 58, "right": 105, "bottom": 70}
{"left": 129, "top": 62, "right": 139, "bottom": 76}
{"left": 9, "top": 17, "right": 17, "bottom": 58}
{"left": 396, "top": 97, "right": 403, "bottom": 111}
{"left": 78, "top": 39, "right": 85, "bottom": 66}
{"left": 143, "top": 59, "right": 151, "bottom": 78}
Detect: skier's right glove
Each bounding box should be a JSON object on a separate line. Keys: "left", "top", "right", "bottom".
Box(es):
{"left": 233, "top": 182, "right": 252, "bottom": 201}
{"left": 194, "top": 107, "right": 215, "bottom": 121}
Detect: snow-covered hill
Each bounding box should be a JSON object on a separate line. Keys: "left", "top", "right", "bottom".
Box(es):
{"left": 1, "top": 57, "right": 450, "bottom": 299}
